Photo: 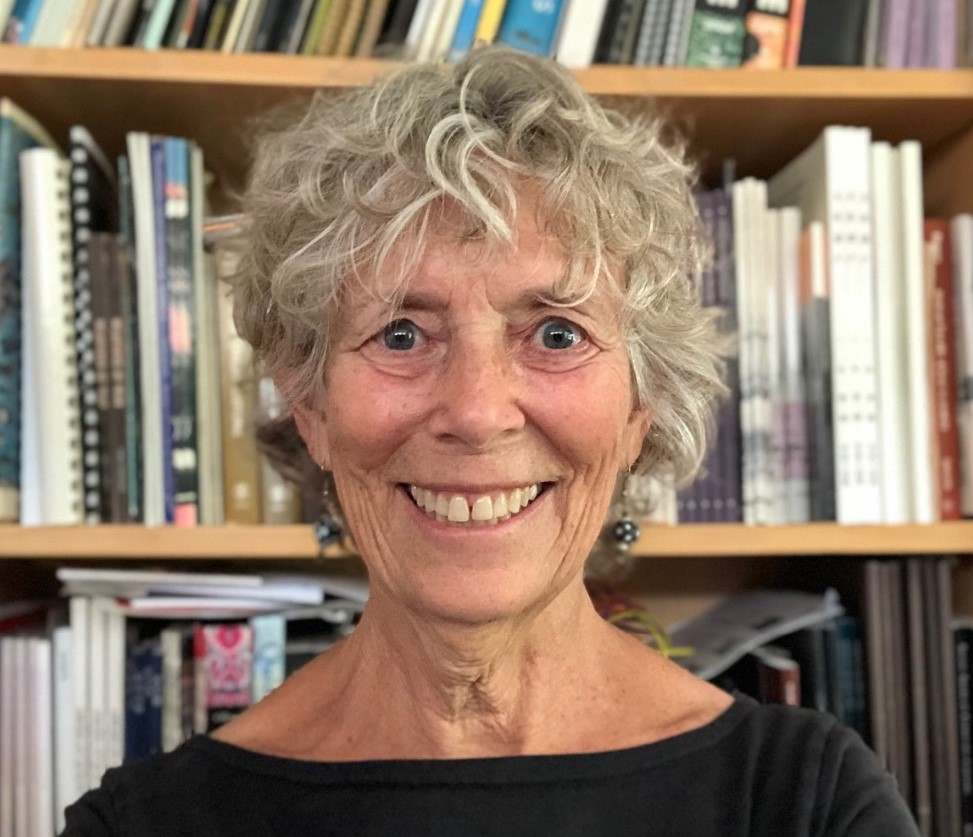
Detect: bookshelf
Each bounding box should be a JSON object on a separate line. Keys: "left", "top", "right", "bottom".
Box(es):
{"left": 1, "top": 521, "right": 973, "bottom": 560}
{"left": 2, "top": 48, "right": 972, "bottom": 566}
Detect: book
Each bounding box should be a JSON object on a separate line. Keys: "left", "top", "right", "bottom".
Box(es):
{"left": 214, "top": 242, "right": 262, "bottom": 523}
{"left": 634, "top": 0, "right": 674, "bottom": 64}
{"left": 333, "top": 0, "right": 369, "bottom": 56}
{"left": 299, "top": 0, "right": 332, "bottom": 53}
{"left": 51, "top": 624, "right": 74, "bottom": 833}
{"left": 219, "top": 0, "right": 251, "bottom": 49}
{"left": 685, "top": 0, "right": 747, "bottom": 67}
{"left": 313, "top": 0, "right": 349, "bottom": 53}
{"left": 870, "top": 141, "right": 911, "bottom": 524}
{"left": 951, "top": 214, "right": 973, "bottom": 518}
{"left": 141, "top": 0, "right": 177, "bottom": 45}
{"left": 768, "top": 127, "right": 881, "bottom": 524}
{"left": 68, "top": 125, "right": 119, "bottom": 525}
{"left": 553, "top": 0, "right": 607, "bottom": 67}
{"left": 473, "top": 0, "right": 506, "bottom": 43}
{"left": 19, "top": 147, "right": 85, "bottom": 526}
{"left": 898, "top": 141, "right": 935, "bottom": 522}
{"left": 126, "top": 132, "right": 168, "bottom": 526}
{"left": 798, "top": 221, "right": 836, "bottom": 521}
{"left": 880, "top": 0, "right": 912, "bottom": 68}
{"left": 3, "top": 0, "right": 46, "bottom": 42}
{"left": 193, "top": 622, "right": 253, "bottom": 733}
{"left": 953, "top": 619, "right": 973, "bottom": 834}
{"left": 235, "top": 0, "right": 270, "bottom": 49}
{"left": 663, "top": 0, "right": 695, "bottom": 64}
{"left": 496, "top": 0, "right": 564, "bottom": 55}
{"left": 163, "top": 137, "right": 200, "bottom": 527}
{"left": 924, "top": 220, "right": 962, "bottom": 520}
{"left": 0, "top": 99, "right": 56, "bottom": 523}
{"left": 353, "top": 0, "right": 390, "bottom": 55}
{"left": 374, "top": 0, "right": 418, "bottom": 54}
{"left": 200, "top": 0, "right": 234, "bottom": 48}
{"left": 88, "top": 233, "right": 115, "bottom": 521}
{"left": 65, "top": 0, "right": 103, "bottom": 44}
{"left": 102, "top": 0, "right": 141, "bottom": 46}
{"left": 905, "top": 558, "right": 933, "bottom": 833}
{"left": 161, "top": 624, "right": 194, "bottom": 751}
{"left": 782, "top": 0, "right": 803, "bottom": 65}
{"left": 741, "top": 0, "right": 789, "bottom": 68}
{"left": 448, "top": 0, "right": 485, "bottom": 61}
{"left": 250, "top": 612, "right": 286, "bottom": 702}
{"left": 797, "top": 0, "right": 868, "bottom": 64}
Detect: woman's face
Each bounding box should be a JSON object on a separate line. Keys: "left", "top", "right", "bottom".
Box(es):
{"left": 293, "top": 210, "right": 650, "bottom": 626}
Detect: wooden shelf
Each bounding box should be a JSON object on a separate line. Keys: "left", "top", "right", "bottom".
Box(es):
{"left": 3, "top": 47, "right": 973, "bottom": 192}
{"left": 1, "top": 521, "right": 972, "bottom": 560}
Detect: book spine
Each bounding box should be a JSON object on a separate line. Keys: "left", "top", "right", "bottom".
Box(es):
{"left": 685, "top": 2, "right": 748, "bottom": 68}
{"left": 117, "top": 156, "right": 143, "bottom": 522}
{"left": 107, "top": 234, "right": 130, "bottom": 522}
{"left": 164, "top": 138, "right": 199, "bottom": 527}
{"left": 951, "top": 215, "right": 973, "bottom": 518}
{"left": 497, "top": 0, "right": 564, "bottom": 56}
{"left": 782, "top": 0, "right": 804, "bottom": 65}
{"left": 124, "top": 633, "right": 148, "bottom": 762}
{"left": 88, "top": 232, "right": 114, "bottom": 521}
{"left": 881, "top": 0, "right": 911, "bottom": 67}
{"left": 449, "top": 0, "right": 485, "bottom": 61}
{"left": 194, "top": 622, "right": 253, "bottom": 733}
{"left": 741, "top": 0, "right": 789, "bottom": 68}
{"left": 956, "top": 624, "right": 973, "bottom": 836}
{"left": 924, "top": 220, "right": 963, "bottom": 520}
{"left": 250, "top": 613, "right": 286, "bottom": 702}
{"left": 474, "top": 0, "right": 508, "bottom": 43}
{"left": 150, "top": 138, "right": 175, "bottom": 524}
{"left": 51, "top": 625, "right": 75, "bottom": 834}
{"left": 0, "top": 107, "right": 48, "bottom": 521}
{"left": 905, "top": 0, "right": 927, "bottom": 66}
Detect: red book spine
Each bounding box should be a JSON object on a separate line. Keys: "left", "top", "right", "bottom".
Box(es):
{"left": 925, "top": 220, "right": 962, "bottom": 520}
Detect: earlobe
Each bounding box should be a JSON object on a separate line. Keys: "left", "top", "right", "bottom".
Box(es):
{"left": 290, "top": 399, "right": 332, "bottom": 470}
{"left": 625, "top": 406, "right": 653, "bottom": 469}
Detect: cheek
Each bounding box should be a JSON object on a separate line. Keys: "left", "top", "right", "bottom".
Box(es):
{"left": 325, "top": 362, "right": 433, "bottom": 472}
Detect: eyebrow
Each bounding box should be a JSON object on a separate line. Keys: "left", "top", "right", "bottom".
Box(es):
{"left": 396, "top": 287, "right": 583, "bottom": 316}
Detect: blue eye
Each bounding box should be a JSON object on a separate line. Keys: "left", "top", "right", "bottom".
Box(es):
{"left": 536, "top": 318, "right": 583, "bottom": 350}
{"left": 381, "top": 319, "right": 423, "bottom": 351}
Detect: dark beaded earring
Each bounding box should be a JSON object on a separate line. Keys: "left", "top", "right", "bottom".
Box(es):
{"left": 314, "top": 473, "right": 343, "bottom": 556}
{"left": 611, "top": 474, "right": 640, "bottom": 553}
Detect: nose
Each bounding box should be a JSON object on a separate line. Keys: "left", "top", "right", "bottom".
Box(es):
{"left": 427, "top": 334, "right": 526, "bottom": 450}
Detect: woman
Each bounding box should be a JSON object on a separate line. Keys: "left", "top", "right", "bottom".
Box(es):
{"left": 63, "top": 46, "right": 918, "bottom": 836}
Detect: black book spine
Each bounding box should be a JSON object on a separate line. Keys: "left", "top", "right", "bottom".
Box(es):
{"left": 377, "top": 0, "right": 421, "bottom": 48}
{"left": 955, "top": 624, "right": 973, "bottom": 836}
{"left": 187, "top": 0, "right": 218, "bottom": 47}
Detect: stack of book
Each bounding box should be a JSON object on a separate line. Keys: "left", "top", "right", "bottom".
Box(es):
{"left": 676, "top": 128, "right": 973, "bottom": 526}
{"left": 0, "top": 566, "right": 367, "bottom": 834}
{"left": 0, "top": 98, "right": 314, "bottom": 527}
{"left": 2, "top": 0, "right": 966, "bottom": 69}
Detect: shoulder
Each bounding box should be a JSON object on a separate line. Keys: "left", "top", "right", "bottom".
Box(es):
{"left": 722, "top": 699, "right": 918, "bottom": 837}
{"left": 60, "top": 741, "right": 222, "bottom": 837}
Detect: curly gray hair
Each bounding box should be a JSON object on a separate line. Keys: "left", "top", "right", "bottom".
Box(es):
{"left": 234, "top": 45, "right": 727, "bottom": 486}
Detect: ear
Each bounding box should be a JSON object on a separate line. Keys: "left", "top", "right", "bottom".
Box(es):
{"left": 622, "top": 403, "right": 653, "bottom": 470}
{"left": 277, "top": 374, "right": 332, "bottom": 470}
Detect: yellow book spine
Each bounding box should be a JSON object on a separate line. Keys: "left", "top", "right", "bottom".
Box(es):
{"left": 301, "top": 0, "right": 334, "bottom": 55}
{"left": 473, "top": 0, "right": 507, "bottom": 44}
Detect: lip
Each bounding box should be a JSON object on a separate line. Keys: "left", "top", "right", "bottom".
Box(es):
{"left": 397, "top": 483, "right": 551, "bottom": 532}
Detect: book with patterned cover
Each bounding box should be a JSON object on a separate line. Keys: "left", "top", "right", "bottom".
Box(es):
{"left": 19, "top": 148, "right": 84, "bottom": 525}
{"left": 193, "top": 623, "right": 253, "bottom": 733}
{"left": 0, "top": 99, "right": 56, "bottom": 522}
{"left": 69, "top": 125, "right": 118, "bottom": 523}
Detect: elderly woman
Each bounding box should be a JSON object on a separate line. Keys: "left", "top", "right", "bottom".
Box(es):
{"left": 63, "top": 47, "right": 917, "bottom": 837}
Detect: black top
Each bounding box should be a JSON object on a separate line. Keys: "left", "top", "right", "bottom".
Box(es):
{"left": 61, "top": 695, "right": 919, "bottom": 837}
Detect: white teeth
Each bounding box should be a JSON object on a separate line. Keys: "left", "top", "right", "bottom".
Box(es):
{"left": 471, "top": 496, "right": 493, "bottom": 521}
{"left": 448, "top": 496, "right": 470, "bottom": 522}
{"left": 408, "top": 483, "right": 544, "bottom": 526}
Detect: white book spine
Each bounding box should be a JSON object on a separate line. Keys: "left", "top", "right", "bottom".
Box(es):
{"left": 107, "top": 606, "right": 127, "bottom": 768}
{"left": 19, "top": 148, "right": 84, "bottom": 526}
{"left": 0, "top": 638, "right": 15, "bottom": 837}
{"left": 86, "top": 0, "right": 120, "bottom": 45}
{"left": 88, "top": 597, "right": 110, "bottom": 788}
{"left": 126, "top": 132, "right": 166, "bottom": 526}
{"left": 250, "top": 613, "right": 286, "bottom": 703}
{"left": 430, "top": 0, "right": 467, "bottom": 59}
{"left": 221, "top": 0, "right": 252, "bottom": 52}
{"left": 30, "top": 637, "right": 54, "bottom": 837}
{"left": 766, "top": 206, "right": 787, "bottom": 525}
{"left": 52, "top": 625, "right": 75, "bottom": 835}
{"left": 870, "top": 142, "right": 911, "bottom": 523}
{"left": 556, "top": 0, "right": 609, "bottom": 67}
{"left": 69, "top": 596, "right": 91, "bottom": 795}
{"left": 898, "top": 141, "right": 935, "bottom": 523}
{"left": 407, "top": 0, "right": 440, "bottom": 57}
{"left": 161, "top": 629, "right": 184, "bottom": 752}
{"left": 733, "top": 180, "right": 755, "bottom": 524}
{"left": 13, "top": 639, "right": 29, "bottom": 837}
{"left": 951, "top": 214, "right": 973, "bottom": 518}
{"left": 778, "top": 207, "right": 810, "bottom": 523}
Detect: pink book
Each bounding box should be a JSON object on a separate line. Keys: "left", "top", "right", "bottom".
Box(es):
{"left": 193, "top": 623, "right": 253, "bottom": 734}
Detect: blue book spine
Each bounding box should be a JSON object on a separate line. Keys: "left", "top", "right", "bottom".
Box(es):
{"left": 149, "top": 139, "right": 174, "bottom": 524}
{"left": 250, "top": 613, "right": 286, "bottom": 703}
{"left": 124, "top": 640, "right": 147, "bottom": 762}
{"left": 448, "top": 0, "right": 485, "bottom": 62}
{"left": 0, "top": 108, "right": 44, "bottom": 516}
{"left": 144, "top": 638, "right": 164, "bottom": 756}
{"left": 496, "top": 0, "right": 566, "bottom": 56}
{"left": 5, "top": 0, "right": 44, "bottom": 42}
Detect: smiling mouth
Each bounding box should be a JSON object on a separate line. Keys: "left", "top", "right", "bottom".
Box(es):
{"left": 400, "top": 483, "right": 552, "bottom": 525}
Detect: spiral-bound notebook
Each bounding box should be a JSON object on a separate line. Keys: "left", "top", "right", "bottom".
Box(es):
{"left": 19, "top": 147, "right": 84, "bottom": 525}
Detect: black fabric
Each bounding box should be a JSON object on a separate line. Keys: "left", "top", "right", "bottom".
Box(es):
{"left": 61, "top": 694, "right": 919, "bottom": 836}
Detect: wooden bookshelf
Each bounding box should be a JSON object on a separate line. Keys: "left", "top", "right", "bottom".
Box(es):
{"left": 1, "top": 521, "right": 972, "bottom": 560}
{"left": 2, "top": 48, "right": 973, "bottom": 568}
{"left": 3, "top": 46, "right": 973, "bottom": 196}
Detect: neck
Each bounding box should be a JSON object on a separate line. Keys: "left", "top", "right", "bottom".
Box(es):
{"left": 321, "top": 577, "right": 631, "bottom": 758}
